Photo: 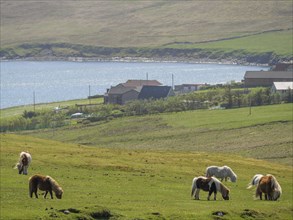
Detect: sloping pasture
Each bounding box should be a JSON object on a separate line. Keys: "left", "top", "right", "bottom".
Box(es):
{"left": 27, "top": 104, "right": 293, "bottom": 166}
{"left": 1, "top": 133, "right": 292, "bottom": 219}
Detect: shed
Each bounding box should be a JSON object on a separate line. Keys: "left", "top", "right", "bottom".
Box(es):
{"left": 271, "top": 82, "right": 293, "bottom": 94}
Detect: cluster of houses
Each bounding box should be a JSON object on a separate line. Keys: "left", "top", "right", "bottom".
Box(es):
{"left": 244, "top": 63, "right": 293, "bottom": 97}
{"left": 103, "top": 63, "right": 292, "bottom": 105}
{"left": 104, "top": 80, "right": 175, "bottom": 105}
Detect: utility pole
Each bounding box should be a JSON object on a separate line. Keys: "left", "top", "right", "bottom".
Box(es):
{"left": 33, "top": 91, "right": 35, "bottom": 112}
{"left": 89, "top": 85, "right": 91, "bottom": 104}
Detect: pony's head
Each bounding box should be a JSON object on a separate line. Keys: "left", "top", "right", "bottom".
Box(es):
{"left": 267, "top": 174, "right": 282, "bottom": 201}
{"left": 55, "top": 189, "right": 63, "bottom": 199}
{"left": 222, "top": 189, "right": 230, "bottom": 200}
{"left": 230, "top": 174, "right": 237, "bottom": 183}
{"left": 46, "top": 176, "right": 64, "bottom": 199}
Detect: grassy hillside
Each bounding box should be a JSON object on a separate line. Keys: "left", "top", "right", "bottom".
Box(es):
{"left": 1, "top": 1, "right": 292, "bottom": 61}
{"left": 1, "top": 134, "right": 292, "bottom": 219}
{"left": 22, "top": 103, "right": 293, "bottom": 166}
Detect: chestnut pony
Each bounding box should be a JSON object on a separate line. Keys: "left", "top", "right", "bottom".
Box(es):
{"left": 247, "top": 174, "right": 282, "bottom": 201}
{"left": 191, "top": 176, "right": 230, "bottom": 200}
{"left": 29, "top": 174, "right": 63, "bottom": 199}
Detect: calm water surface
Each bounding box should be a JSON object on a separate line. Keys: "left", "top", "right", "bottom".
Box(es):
{"left": 0, "top": 61, "right": 268, "bottom": 109}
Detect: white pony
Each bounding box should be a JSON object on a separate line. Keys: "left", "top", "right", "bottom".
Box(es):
{"left": 191, "top": 176, "right": 230, "bottom": 200}
{"left": 14, "top": 151, "right": 32, "bottom": 175}
{"left": 247, "top": 174, "right": 264, "bottom": 189}
{"left": 206, "top": 165, "right": 237, "bottom": 182}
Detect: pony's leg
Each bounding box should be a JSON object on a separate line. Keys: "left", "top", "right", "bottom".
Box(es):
{"left": 44, "top": 191, "right": 48, "bottom": 199}
{"left": 49, "top": 190, "right": 53, "bottom": 199}
{"left": 34, "top": 190, "right": 38, "bottom": 199}
{"left": 195, "top": 189, "right": 200, "bottom": 200}
{"left": 214, "top": 192, "right": 217, "bottom": 200}
{"left": 23, "top": 166, "right": 27, "bottom": 175}
{"left": 207, "top": 191, "right": 212, "bottom": 200}
{"left": 259, "top": 192, "right": 262, "bottom": 200}
{"left": 30, "top": 190, "right": 33, "bottom": 198}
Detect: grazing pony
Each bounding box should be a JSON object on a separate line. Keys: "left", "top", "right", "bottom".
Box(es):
{"left": 191, "top": 176, "right": 230, "bottom": 200}
{"left": 14, "top": 152, "right": 32, "bottom": 175}
{"left": 206, "top": 165, "right": 237, "bottom": 182}
{"left": 29, "top": 174, "right": 63, "bottom": 199}
{"left": 248, "top": 174, "right": 282, "bottom": 201}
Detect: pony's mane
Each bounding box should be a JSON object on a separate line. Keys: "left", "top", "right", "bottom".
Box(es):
{"left": 226, "top": 167, "right": 237, "bottom": 179}
{"left": 46, "top": 176, "right": 63, "bottom": 195}
{"left": 266, "top": 174, "right": 282, "bottom": 194}
{"left": 211, "top": 177, "right": 230, "bottom": 194}
{"left": 19, "top": 152, "right": 32, "bottom": 163}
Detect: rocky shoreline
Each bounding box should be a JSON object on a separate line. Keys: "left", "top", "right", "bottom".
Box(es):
{"left": 0, "top": 55, "right": 270, "bottom": 67}
{"left": 1, "top": 43, "right": 291, "bottom": 66}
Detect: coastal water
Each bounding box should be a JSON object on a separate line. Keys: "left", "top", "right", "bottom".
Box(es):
{"left": 0, "top": 61, "right": 268, "bottom": 109}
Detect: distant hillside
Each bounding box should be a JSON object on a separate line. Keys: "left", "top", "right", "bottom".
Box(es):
{"left": 1, "top": 1, "right": 292, "bottom": 63}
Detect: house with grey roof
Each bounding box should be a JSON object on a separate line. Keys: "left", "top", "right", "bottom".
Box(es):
{"left": 138, "top": 85, "right": 174, "bottom": 100}
{"left": 244, "top": 71, "right": 293, "bottom": 87}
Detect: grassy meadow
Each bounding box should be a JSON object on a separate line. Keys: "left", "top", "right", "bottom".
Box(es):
{"left": 166, "top": 30, "right": 293, "bottom": 56}
{"left": 1, "top": 103, "right": 292, "bottom": 219}
{"left": 1, "top": 1, "right": 292, "bottom": 58}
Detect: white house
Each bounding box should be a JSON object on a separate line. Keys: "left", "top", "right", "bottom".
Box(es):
{"left": 271, "top": 82, "right": 293, "bottom": 96}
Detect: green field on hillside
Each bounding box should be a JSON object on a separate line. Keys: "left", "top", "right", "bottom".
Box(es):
{"left": 1, "top": 1, "right": 292, "bottom": 59}
{"left": 166, "top": 30, "right": 293, "bottom": 56}
{"left": 1, "top": 134, "right": 292, "bottom": 219}
{"left": 1, "top": 102, "right": 292, "bottom": 219}
{"left": 24, "top": 103, "right": 293, "bottom": 166}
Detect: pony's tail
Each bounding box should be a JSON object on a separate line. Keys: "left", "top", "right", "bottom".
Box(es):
{"left": 247, "top": 174, "right": 262, "bottom": 189}
{"left": 191, "top": 178, "right": 197, "bottom": 197}
{"left": 28, "top": 176, "right": 33, "bottom": 197}
{"left": 13, "top": 162, "right": 19, "bottom": 169}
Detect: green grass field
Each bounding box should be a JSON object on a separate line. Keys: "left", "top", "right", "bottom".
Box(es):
{"left": 1, "top": 134, "right": 292, "bottom": 219}
{"left": 1, "top": 103, "right": 292, "bottom": 219}
{"left": 1, "top": 1, "right": 292, "bottom": 58}
{"left": 166, "top": 30, "right": 293, "bottom": 56}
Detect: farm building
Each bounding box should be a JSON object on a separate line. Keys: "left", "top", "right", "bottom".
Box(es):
{"left": 244, "top": 71, "right": 293, "bottom": 87}
{"left": 271, "top": 82, "right": 293, "bottom": 95}
{"left": 174, "top": 84, "right": 206, "bottom": 94}
{"left": 104, "top": 79, "right": 164, "bottom": 105}
{"left": 104, "top": 84, "right": 140, "bottom": 105}
{"left": 138, "top": 85, "right": 174, "bottom": 100}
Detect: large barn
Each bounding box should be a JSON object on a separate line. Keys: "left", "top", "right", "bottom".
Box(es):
{"left": 244, "top": 71, "right": 293, "bottom": 87}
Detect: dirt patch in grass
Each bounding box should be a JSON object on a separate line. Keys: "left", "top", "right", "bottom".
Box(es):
{"left": 212, "top": 211, "right": 228, "bottom": 219}
{"left": 240, "top": 209, "right": 266, "bottom": 219}
{"left": 89, "top": 209, "right": 112, "bottom": 219}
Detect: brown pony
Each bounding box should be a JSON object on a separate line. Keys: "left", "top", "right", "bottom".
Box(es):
{"left": 191, "top": 176, "right": 230, "bottom": 200}
{"left": 255, "top": 174, "right": 282, "bottom": 201}
{"left": 29, "top": 174, "right": 63, "bottom": 199}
